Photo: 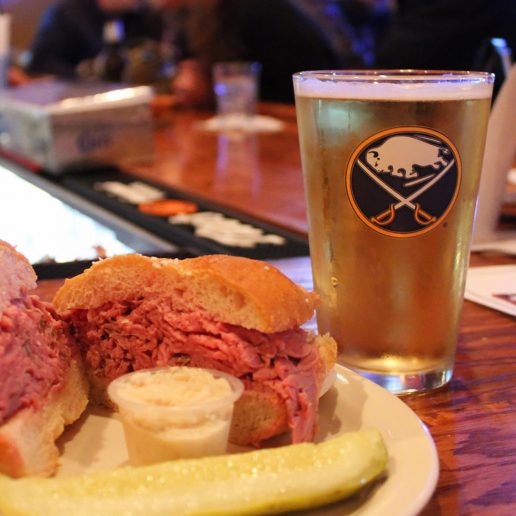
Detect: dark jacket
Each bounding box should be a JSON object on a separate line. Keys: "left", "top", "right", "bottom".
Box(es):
{"left": 28, "top": 0, "right": 163, "bottom": 78}
{"left": 376, "top": 0, "right": 516, "bottom": 71}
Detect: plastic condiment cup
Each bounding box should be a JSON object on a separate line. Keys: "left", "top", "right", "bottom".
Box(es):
{"left": 107, "top": 366, "right": 244, "bottom": 466}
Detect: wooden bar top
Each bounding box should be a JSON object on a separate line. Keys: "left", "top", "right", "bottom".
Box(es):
{"left": 125, "top": 103, "right": 309, "bottom": 235}
{"left": 36, "top": 103, "right": 515, "bottom": 515}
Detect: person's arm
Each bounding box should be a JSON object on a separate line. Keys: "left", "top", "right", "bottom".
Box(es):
{"left": 172, "top": 58, "right": 213, "bottom": 108}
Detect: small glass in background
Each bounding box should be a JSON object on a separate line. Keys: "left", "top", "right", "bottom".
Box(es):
{"left": 213, "top": 61, "right": 261, "bottom": 128}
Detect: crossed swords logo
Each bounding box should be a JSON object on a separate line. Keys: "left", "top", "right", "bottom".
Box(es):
{"left": 356, "top": 158, "right": 455, "bottom": 227}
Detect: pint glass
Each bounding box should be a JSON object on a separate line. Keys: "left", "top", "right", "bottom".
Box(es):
{"left": 293, "top": 71, "right": 494, "bottom": 393}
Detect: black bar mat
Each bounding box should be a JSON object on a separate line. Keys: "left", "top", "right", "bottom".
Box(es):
{"left": 32, "top": 251, "right": 195, "bottom": 280}
{"left": 50, "top": 167, "right": 309, "bottom": 260}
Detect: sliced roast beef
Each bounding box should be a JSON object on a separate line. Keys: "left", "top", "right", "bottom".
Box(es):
{"left": 0, "top": 296, "right": 75, "bottom": 425}
{"left": 66, "top": 297, "right": 323, "bottom": 443}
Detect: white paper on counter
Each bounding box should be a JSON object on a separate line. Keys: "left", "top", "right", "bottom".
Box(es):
{"left": 197, "top": 114, "right": 285, "bottom": 133}
{"left": 465, "top": 265, "right": 516, "bottom": 316}
{"left": 471, "top": 239, "right": 516, "bottom": 256}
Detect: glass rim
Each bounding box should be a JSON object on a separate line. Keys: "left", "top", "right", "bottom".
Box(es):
{"left": 293, "top": 69, "right": 495, "bottom": 84}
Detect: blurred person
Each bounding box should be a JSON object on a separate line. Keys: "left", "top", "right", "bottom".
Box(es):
{"left": 153, "top": 0, "right": 372, "bottom": 106}
{"left": 376, "top": 0, "right": 516, "bottom": 71}
{"left": 27, "top": 0, "right": 164, "bottom": 78}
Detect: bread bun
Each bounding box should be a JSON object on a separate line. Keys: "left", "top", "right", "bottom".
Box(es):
{"left": 0, "top": 241, "right": 89, "bottom": 477}
{"left": 54, "top": 254, "right": 317, "bottom": 333}
{"left": 54, "top": 254, "right": 336, "bottom": 446}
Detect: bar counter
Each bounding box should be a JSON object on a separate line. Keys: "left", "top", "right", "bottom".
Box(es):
{"left": 13, "top": 103, "right": 516, "bottom": 514}
{"left": 127, "top": 103, "right": 308, "bottom": 235}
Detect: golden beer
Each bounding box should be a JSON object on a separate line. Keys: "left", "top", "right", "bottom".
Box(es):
{"left": 294, "top": 71, "right": 493, "bottom": 393}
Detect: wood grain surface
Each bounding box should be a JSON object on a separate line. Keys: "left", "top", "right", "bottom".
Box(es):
{"left": 125, "top": 103, "right": 308, "bottom": 235}
{"left": 31, "top": 103, "right": 516, "bottom": 515}
{"left": 410, "top": 253, "right": 516, "bottom": 516}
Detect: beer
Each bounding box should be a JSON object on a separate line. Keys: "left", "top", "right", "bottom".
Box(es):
{"left": 294, "top": 71, "right": 493, "bottom": 393}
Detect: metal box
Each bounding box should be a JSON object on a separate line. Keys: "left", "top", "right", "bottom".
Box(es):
{"left": 0, "top": 81, "right": 154, "bottom": 174}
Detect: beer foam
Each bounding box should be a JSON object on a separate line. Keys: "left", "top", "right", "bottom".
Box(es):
{"left": 294, "top": 72, "right": 494, "bottom": 100}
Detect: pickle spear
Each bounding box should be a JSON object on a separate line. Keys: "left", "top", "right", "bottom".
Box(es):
{"left": 0, "top": 429, "right": 387, "bottom": 516}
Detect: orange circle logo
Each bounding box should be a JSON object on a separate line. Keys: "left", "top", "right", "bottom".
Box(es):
{"left": 346, "top": 127, "right": 461, "bottom": 238}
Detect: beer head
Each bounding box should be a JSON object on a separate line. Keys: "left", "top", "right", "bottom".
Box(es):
{"left": 293, "top": 70, "right": 494, "bottom": 101}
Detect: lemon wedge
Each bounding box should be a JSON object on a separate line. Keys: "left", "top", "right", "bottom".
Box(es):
{"left": 0, "top": 430, "right": 387, "bottom": 515}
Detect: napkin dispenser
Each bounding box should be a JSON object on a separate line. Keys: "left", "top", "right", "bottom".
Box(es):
{"left": 0, "top": 81, "right": 154, "bottom": 174}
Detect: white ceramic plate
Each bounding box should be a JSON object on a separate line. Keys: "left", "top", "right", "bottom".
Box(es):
{"left": 56, "top": 365, "right": 438, "bottom": 515}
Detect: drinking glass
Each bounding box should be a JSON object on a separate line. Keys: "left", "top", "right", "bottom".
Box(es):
{"left": 213, "top": 62, "right": 261, "bottom": 123}
{"left": 293, "top": 70, "right": 494, "bottom": 394}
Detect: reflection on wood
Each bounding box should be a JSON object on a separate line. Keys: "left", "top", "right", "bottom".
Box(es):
{"left": 126, "top": 104, "right": 308, "bottom": 235}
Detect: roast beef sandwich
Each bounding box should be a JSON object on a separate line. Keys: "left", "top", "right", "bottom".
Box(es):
{"left": 0, "top": 240, "right": 88, "bottom": 477}
{"left": 53, "top": 254, "right": 337, "bottom": 446}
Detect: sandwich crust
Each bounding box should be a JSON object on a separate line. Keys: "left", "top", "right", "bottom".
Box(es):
{"left": 54, "top": 254, "right": 318, "bottom": 333}
{"left": 0, "top": 240, "right": 36, "bottom": 314}
{"left": 0, "top": 358, "right": 89, "bottom": 477}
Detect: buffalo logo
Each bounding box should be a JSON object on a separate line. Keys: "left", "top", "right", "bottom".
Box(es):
{"left": 346, "top": 127, "right": 461, "bottom": 237}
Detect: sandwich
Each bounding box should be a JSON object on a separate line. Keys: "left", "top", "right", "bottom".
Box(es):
{"left": 53, "top": 254, "right": 337, "bottom": 446}
{"left": 0, "top": 240, "right": 89, "bottom": 477}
